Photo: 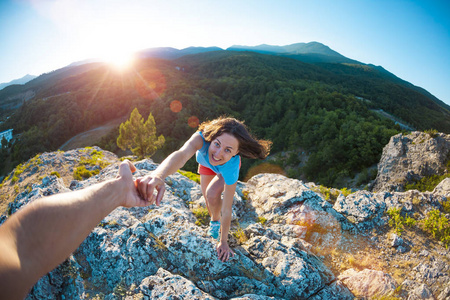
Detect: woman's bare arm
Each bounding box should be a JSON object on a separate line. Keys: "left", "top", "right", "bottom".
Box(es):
{"left": 216, "top": 182, "right": 237, "bottom": 262}
{"left": 135, "top": 132, "right": 203, "bottom": 204}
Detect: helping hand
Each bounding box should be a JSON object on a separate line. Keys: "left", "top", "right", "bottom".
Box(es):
{"left": 117, "top": 160, "right": 152, "bottom": 208}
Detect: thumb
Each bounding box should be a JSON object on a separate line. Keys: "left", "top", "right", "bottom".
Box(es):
{"left": 119, "top": 160, "right": 136, "bottom": 177}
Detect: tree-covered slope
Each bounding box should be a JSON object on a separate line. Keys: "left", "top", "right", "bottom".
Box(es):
{"left": 1, "top": 51, "right": 449, "bottom": 187}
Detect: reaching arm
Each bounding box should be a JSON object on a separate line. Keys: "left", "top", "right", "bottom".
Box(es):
{"left": 0, "top": 160, "right": 145, "bottom": 300}
{"left": 136, "top": 132, "right": 203, "bottom": 205}
{"left": 216, "top": 182, "right": 237, "bottom": 262}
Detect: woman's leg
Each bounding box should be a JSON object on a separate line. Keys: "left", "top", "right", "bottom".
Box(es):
{"left": 200, "top": 174, "right": 225, "bottom": 221}
{"left": 200, "top": 174, "right": 215, "bottom": 216}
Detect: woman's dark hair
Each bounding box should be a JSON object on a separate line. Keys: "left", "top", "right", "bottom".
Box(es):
{"left": 199, "top": 117, "right": 272, "bottom": 159}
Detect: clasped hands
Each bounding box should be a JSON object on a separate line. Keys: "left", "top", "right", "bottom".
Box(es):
{"left": 116, "top": 160, "right": 165, "bottom": 208}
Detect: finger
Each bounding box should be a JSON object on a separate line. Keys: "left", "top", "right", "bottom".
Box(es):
{"left": 118, "top": 160, "right": 133, "bottom": 178}
{"left": 146, "top": 183, "right": 156, "bottom": 203}
{"left": 155, "top": 184, "right": 165, "bottom": 206}
{"left": 126, "top": 159, "right": 137, "bottom": 173}
{"left": 137, "top": 177, "right": 152, "bottom": 201}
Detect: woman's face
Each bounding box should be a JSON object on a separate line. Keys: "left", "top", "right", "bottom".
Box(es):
{"left": 208, "top": 133, "right": 239, "bottom": 166}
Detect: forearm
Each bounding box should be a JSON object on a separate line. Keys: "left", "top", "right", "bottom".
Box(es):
{"left": 152, "top": 150, "right": 191, "bottom": 179}
{"left": 220, "top": 184, "right": 236, "bottom": 243}
{"left": 220, "top": 210, "right": 232, "bottom": 243}
{"left": 0, "top": 178, "right": 123, "bottom": 298}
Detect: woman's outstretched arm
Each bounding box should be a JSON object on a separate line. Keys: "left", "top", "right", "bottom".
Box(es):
{"left": 135, "top": 132, "right": 203, "bottom": 205}
{"left": 0, "top": 160, "right": 145, "bottom": 300}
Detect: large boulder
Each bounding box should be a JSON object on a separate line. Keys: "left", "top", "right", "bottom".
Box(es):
{"left": 372, "top": 132, "right": 450, "bottom": 192}
{"left": 338, "top": 268, "right": 398, "bottom": 298}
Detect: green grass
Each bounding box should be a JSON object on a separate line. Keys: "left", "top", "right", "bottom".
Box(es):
{"left": 421, "top": 209, "right": 450, "bottom": 248}
{"left": 73, "top": 165, "right": 100, "bottom": 181}
{"left": 387, "top": 207, "right": 417, "bottom": 235}
{"left": 257, "top": 216, "right": 267, "bottom": 225}
{"left": 50, "top": 171, "right": 61, "bottom": 178}
{"left": 178, "top": 170, "right": 200, "bottom": 184}
{"left": 405, "top": 174, "right": 450, "bottom": 192}
{"left": 387, "top": 207, "right": 450, "bottom": 248}
{"left": 192, "top": 207, "right": 210, "bottom": 226}
{"left": 73, "top": 148, "right": 110, "bottom": 180}
{"left": 233, "top": 226, "right": 248, "bottom": 244}
{"left": 424, "top": 129, "right": 438, "bottom": 138}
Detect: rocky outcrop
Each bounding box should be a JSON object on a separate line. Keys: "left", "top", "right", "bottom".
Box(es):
{"left": 1, "top": 145, "right": 449, "bottom": 299}
{"left": 372, "top": 131, "right": 450, "bottom": 192}
{"left": 338, "top": 269, "right": 397, "bottom": 299}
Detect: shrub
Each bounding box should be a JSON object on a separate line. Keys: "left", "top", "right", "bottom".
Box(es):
{"left": 424, "top": 129, "right": 438, "bottom": 138}
{"left": 233, "top": 226, "right": 248, "bottom": 244}
{"left": 192, "top": 207, "right": 210, "bottom": 226}
{"left": 50, "top": 171, "right": 61, "bottom": 178}
{"left": 387, "top": 207, "right": 416, "bottom": 235}
{"left": 340, "top": 187, "right": 353, "bottom": 197}
{"left": 420, "top": 209, "right": 450, "bottom": 248}
{"left": 443, "top": 200, "right": 450, "bottom": 214}
{"left": 405, "top": 174, "right": 449, "bottom": 192}
{"left": 73, "top": 165, "right": 100, "bottom": 180}
{"left": 73, "top": 148, "right": 109, "bottom": 180}
{"left": 257, "top": 216, "right": 267, "bottom": 225}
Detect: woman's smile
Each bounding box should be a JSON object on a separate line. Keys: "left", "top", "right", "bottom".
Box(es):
{"left": 208, "top": 133, "right": 239, "bottom": 166}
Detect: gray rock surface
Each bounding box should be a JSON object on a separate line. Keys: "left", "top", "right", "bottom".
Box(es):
{"left": 1, "top": 143, "right": 449, "bottom": 299}
{"left": 372, "top": 131, "right": 450, "bottom": 192}
{"left": 338, "top": 268, "right": 397, "bottom": 298}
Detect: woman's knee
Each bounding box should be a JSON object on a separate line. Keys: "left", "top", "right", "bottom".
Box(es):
{"left": 205, "top": 186, "right": 223, "bottom": 205}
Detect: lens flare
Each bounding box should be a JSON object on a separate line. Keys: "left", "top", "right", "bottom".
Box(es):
{"left": 286, "top": 206, "right": 342, "bottom": 256}
{"left": 134, "top": 69, "right": 166, "bottom": 100}
{"left": 188, "top": 116, "right": 200, "bottom": 128}
{"left": 170, "top": 100, "right": 182, "bottom": 113}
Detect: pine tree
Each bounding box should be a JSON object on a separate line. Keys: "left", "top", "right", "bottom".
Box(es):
{"left": 117, "top": 108, "right": 165, "bottom": 158}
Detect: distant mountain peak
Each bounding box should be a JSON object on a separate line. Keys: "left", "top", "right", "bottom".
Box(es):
{"left": 227, "top": 41, "right": 357, "bottom": 64}
{"left": 0, "top": 74, "right": 37, "bottom": 90}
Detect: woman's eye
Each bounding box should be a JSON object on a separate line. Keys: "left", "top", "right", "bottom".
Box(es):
{"left": 225, "top": 149, "right": 231, "bottom": 153}
{"left": 214, "top": 142, "right": 220, "bottom": 147}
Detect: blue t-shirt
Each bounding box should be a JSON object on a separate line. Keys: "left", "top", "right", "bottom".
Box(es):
{"left": 196, "top": 131, "right": 241, "bottom": 185}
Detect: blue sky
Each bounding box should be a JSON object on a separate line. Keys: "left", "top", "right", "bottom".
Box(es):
{"left": 1, "top": 0, "right": 449, "bottom": 105}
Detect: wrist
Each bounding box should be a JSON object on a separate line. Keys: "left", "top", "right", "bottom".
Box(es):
{"left": 96, "top": 178, "right": 126, "bottom": 209}
{"left": 150, "top": 172, "right": 165, "bottom": 181}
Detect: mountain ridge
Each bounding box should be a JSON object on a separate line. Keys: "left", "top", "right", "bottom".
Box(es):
{"left": 0, "top": 74, "right": 36, "bottom": 91}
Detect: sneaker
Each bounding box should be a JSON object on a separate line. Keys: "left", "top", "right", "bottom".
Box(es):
{"left": 207, "top": 221, "right": 220, "bottom": 240}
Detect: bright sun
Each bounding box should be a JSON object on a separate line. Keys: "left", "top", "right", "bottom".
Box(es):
{"left": 103, "top": 50, "right": 135, "bottom": 70}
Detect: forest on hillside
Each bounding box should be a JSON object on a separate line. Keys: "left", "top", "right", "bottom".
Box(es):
{"left": 1, "top": 51, "right": 448, "bottom": 187}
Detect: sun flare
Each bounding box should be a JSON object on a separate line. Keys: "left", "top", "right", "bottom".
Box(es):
{"left": 103, "top": 50, "right": 135, "bottom": 70}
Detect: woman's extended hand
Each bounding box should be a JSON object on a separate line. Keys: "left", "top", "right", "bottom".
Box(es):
{"left": 216, "top": 241, "right": 235, "bottom": 262}
{"left": 135, "top": 174, "right": 166, "bottom": 206}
